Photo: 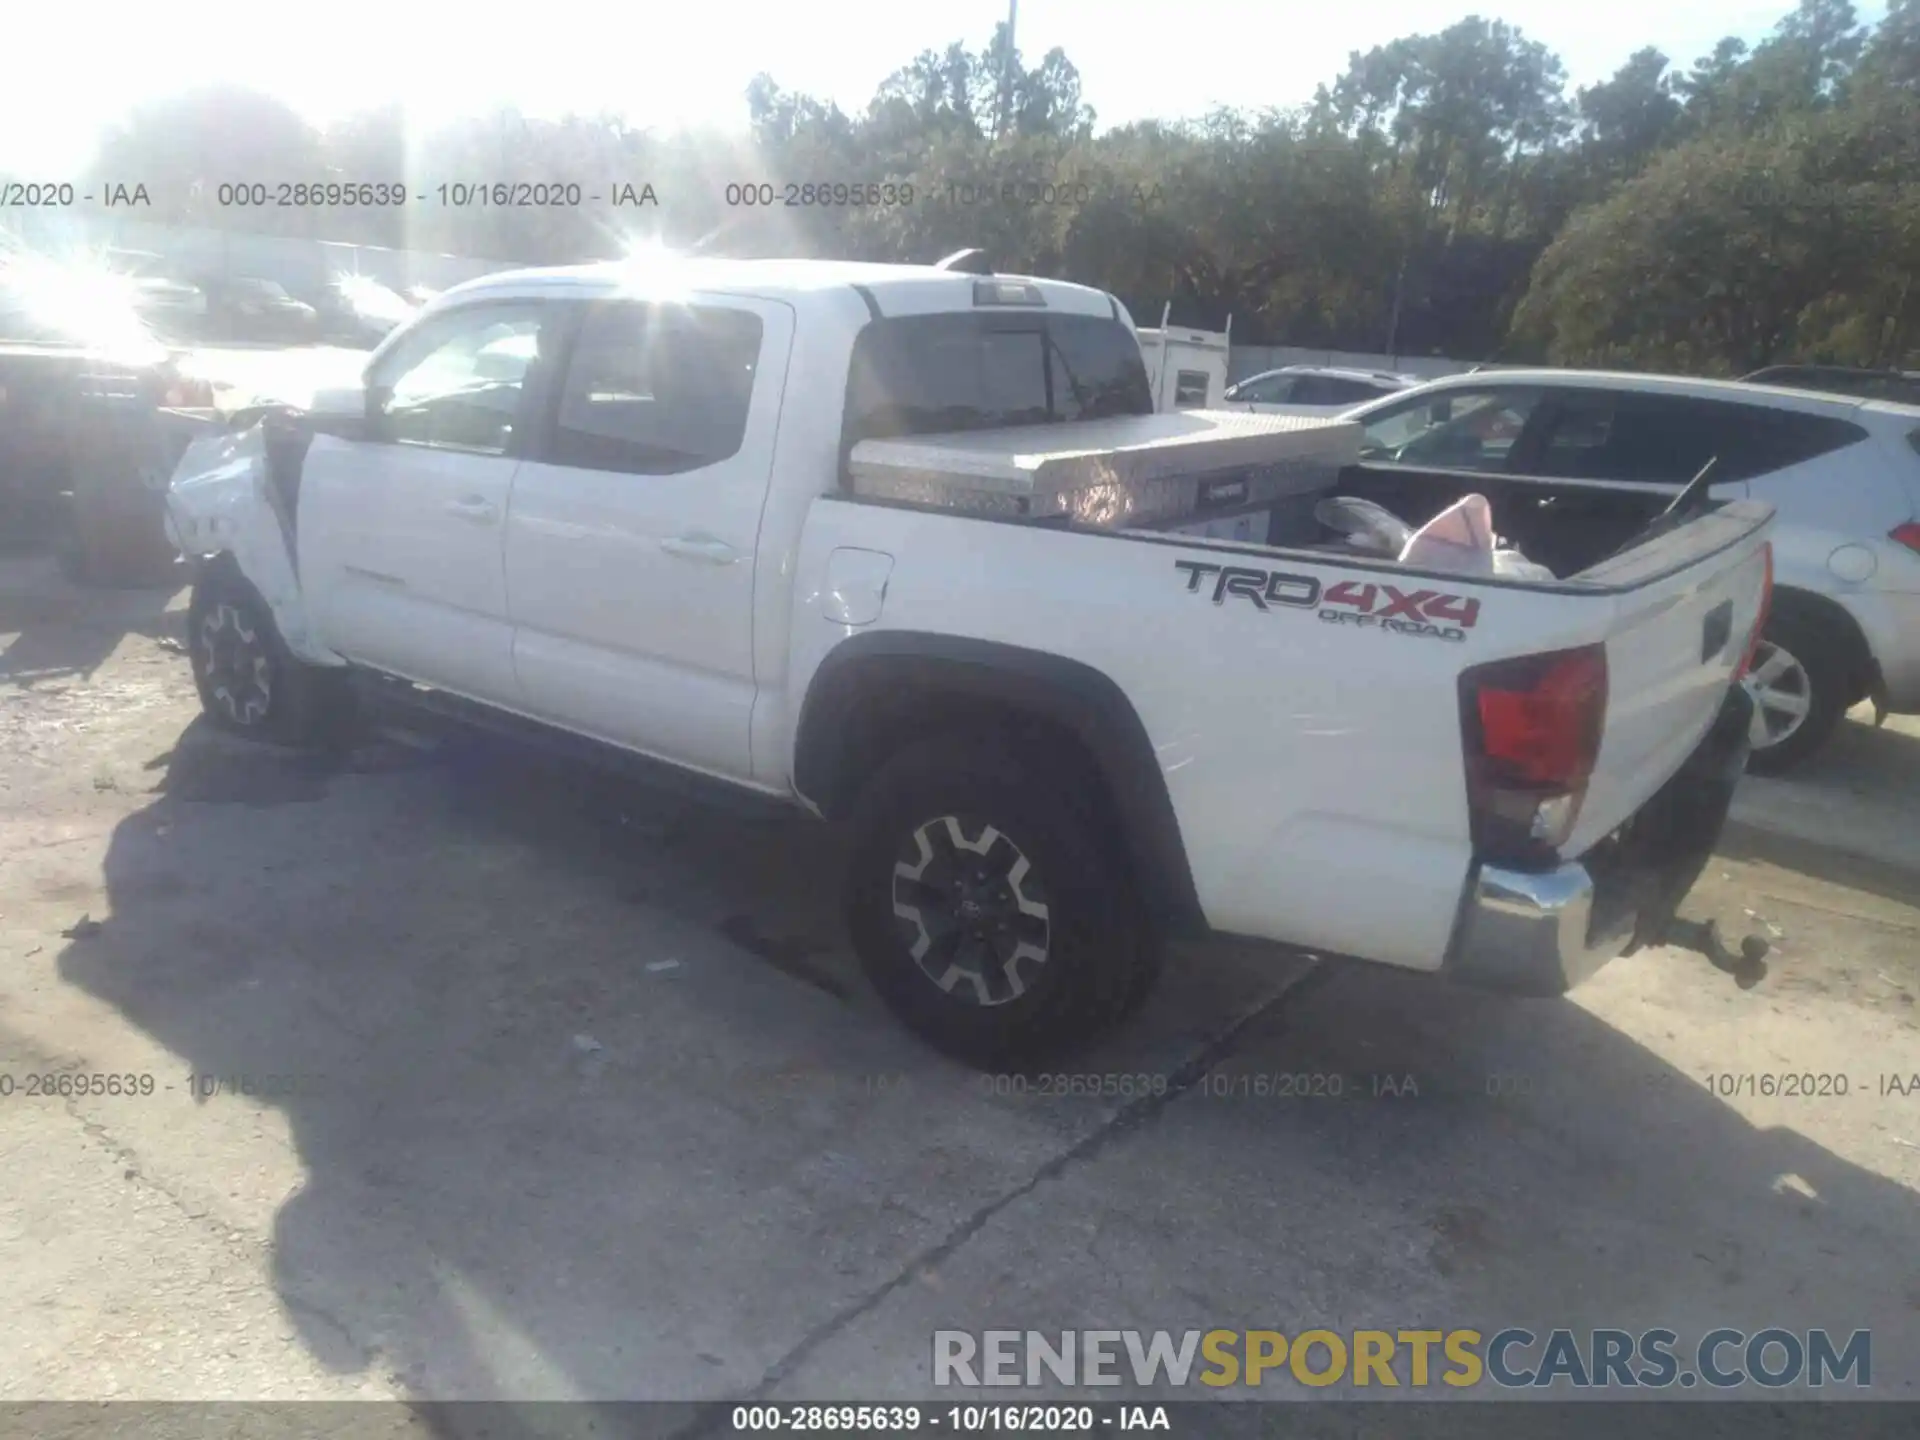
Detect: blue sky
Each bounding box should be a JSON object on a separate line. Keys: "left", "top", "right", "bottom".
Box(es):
{"left": 0, "top": 0, "right": 1885, "bottom": 175}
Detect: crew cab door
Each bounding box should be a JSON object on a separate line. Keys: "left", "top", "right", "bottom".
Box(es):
{"left": 296, "top": 298, "right": 556, "bottom": 703}
{"left": 504, "top": 295, "right": 792, "bottom": 780}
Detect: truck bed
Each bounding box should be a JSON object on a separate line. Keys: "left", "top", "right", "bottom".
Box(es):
{"left": 791, "top": 484, "right": 1773, "bottom": 971}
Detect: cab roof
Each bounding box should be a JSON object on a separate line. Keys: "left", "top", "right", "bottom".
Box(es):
{"left": 431, "top": 257, "right": 1125, "bottom": 320}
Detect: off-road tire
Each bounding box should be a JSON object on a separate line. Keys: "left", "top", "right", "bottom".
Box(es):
{"left": 1743, "top": 607, "right": 1848, "bottom": 776}
{"left": 187, "top": 566, "right": 354, "bottom": 748}
{"left": 843, "top": 732, "right": 1161, "bottom": 1068}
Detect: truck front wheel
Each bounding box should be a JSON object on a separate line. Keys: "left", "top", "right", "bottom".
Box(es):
{"left": 843, "top": 734, "right": 1160, "bottom": 1068}
{"left": 187, "top": 566, "right": 353, "bottom": 748}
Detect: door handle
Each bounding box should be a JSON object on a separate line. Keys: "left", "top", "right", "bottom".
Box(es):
{"left": 659, "top": 536, "right": 740, "bottom": 564}
{"left": 446, "top": 496, "right": 497, "bottom": 523}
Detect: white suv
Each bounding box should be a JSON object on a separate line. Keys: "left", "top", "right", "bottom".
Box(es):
{"left": 1341, "top": 369, "right": 1920, "bottom": 772}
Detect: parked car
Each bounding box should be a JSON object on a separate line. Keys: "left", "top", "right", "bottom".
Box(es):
{"left": 166, "top": 258, "right": 1772, "bottom": 1064}
{"left": 1340, "top": 369, "right": 1920, "bottom": 772}
{"left": 130, "top": 275, "right": 209, "bottom": 326}
{"left": 209, "top": 276, "right": 319, "bottom": 341}
{"left": 1223, "top": 365, "right": 1420, "bottom": 414}
{"left": 0, "top": 275, "right": 213, "bottom": 583}
{"left": 1741, "top": 364, "right": 1920, "bottom": 407}
{"left": 109, "top": 249, "right": 209, "bottom": 338}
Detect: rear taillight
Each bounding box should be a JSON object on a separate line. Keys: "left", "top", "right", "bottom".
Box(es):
{"left": 1733, "top": 541, "right": 1774, "bottom": 681}
{"left": 1459, "top": 644, "right": 1609, "bottom": 866}
{"left": 1892, "top": 522, "right": 1920, "bottom": 556}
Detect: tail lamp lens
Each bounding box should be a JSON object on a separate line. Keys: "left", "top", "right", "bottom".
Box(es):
{"left": 1733, "top": 541, "right": 1773, "bottom": 681}
{"left": 1459, "top": 644, "right": 1609, "bottom": 864}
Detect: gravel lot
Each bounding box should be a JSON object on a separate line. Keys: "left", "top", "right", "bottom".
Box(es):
{"left": 2, "top": 556, "right": 1917, "bottom": 1416}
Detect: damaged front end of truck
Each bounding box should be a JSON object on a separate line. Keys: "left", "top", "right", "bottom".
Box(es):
{"left": 164, "top": 390, "right": 362, "bottom": 669}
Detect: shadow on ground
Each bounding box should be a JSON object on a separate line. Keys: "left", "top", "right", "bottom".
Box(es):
{"left": 49, "top": 714, "right": 1920, "bottom": 1427}
{"left": 0, "top": 556, "right": 187, "bottom": 685}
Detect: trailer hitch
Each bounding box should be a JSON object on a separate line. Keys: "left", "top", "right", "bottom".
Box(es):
{"left": 1659, "top": 916, "right": 1769, "bottom": 988}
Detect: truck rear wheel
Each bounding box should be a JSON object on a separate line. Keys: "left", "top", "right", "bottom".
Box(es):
{"left": 843, "top": 734, "right": 1160, "bottom": 1068}
{"left": 187, "top": 566, "right": 353, "bottom": 749}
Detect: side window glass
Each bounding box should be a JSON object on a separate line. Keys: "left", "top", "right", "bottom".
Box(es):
{"left": 1567, "top": 395, "right": 1722, "bottom": 484}
{"left": 1325, "top": 378, "right": 1382, "bottom": 406}
{"left": 1534, "top": 393, "right": 1618, "bottom": 478}
{"left": 1295, "top": 376, "right": 1375, "bottom": 406}
{"left": 551, "top": 303, "right": 763, "bottom": 474}
{"left": 1244, "top": 375, "right": 1293, "bottom": 404}
{"left": 1722, "top": 406, "right": 1868, "bottom": 480}
{"left": 1172, "top": 370, "right": 1211, "bottom": 408}
{"left": 1363, "top": 389, "right": 1540, "bottom": 472}
{"left": 374, "top": 304, "right": 547, "bottom": 455}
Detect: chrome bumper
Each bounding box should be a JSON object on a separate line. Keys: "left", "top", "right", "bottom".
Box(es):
{"left": 1449, "top": 862, "right": 1635, "bottom": 997}
{"left": 1447, "top": 684, "right": 1755, "bottom": 997}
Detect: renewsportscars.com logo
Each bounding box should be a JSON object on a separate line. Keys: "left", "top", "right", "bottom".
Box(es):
{"left": 932, "top": 1328, "right": 1872, "bottom": 1391}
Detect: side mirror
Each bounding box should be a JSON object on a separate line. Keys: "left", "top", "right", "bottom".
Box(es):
{"left": 303, "top": 384, "right": 378, "bottom": 441}
{"left": 310, "top": 385, "right": 365, "bottom": 418}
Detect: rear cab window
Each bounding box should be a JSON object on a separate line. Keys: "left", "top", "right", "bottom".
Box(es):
{"left": 841, "top": 312, "right": 1152, "bottom": 472}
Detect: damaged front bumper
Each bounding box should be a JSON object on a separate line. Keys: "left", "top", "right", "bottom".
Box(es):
{"left": 1446, "top": 684, "right": 1756, "bottom": 996}
{"left": 164, "top": 408, "right": 343, "bottom": 668}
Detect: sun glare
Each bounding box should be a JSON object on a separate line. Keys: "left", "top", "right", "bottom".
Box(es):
{"left": 0, "top": 245, "right": 167, "bottom": 365}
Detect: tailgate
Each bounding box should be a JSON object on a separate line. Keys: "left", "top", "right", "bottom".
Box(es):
{"left": 1564, "top": 499, "right": 1774, "bottom": 853}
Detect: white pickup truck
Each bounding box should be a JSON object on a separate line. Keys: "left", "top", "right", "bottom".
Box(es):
{"left": 165, "top": 256, "right": 1776, "bottom": 1066}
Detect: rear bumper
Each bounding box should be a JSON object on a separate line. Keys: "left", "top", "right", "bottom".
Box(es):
{"left": 1446, "top": 684, "right": 1754, "bottom": 997}
{"left": 1854, "top": 588, "right": 1920, "bottom": 713}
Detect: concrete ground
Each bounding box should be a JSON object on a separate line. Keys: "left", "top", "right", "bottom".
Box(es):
{"left": 1, "top": 556, "right": 1917, "bottom": 1415}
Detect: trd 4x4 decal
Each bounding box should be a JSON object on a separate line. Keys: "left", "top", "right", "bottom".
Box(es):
{"left": 1174, "top": 562, "right": 1481, "bottom": 642}
{"left": 1319, "top": 579, "right": 1479, "bottom": 642}
{"left": 1174, "top": 560, "right": 1319, "bottom": 610}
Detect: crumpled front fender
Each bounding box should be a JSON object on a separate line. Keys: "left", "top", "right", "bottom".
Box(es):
{"left": 166, "top": 423, "right": 345, "bottom": 668}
